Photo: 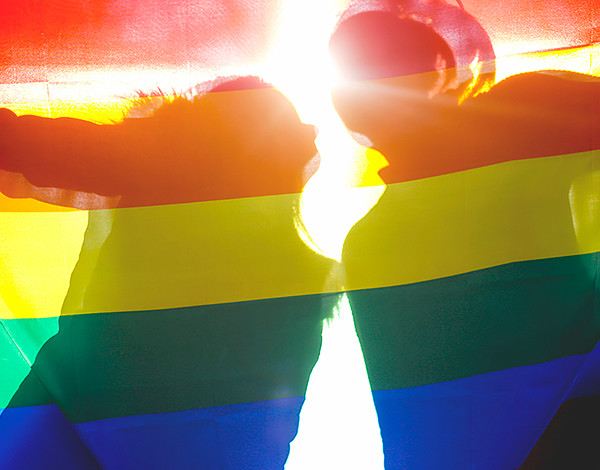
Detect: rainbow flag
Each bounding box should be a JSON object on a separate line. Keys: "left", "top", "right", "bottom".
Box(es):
{"left": 0, "top": 1, "right": 599, "bottom": 469}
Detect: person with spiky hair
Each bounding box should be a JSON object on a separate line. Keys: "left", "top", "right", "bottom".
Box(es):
{"left": 0, "top": 76, "right": 318, "bottom": 207}
{"left": 0, "top": 77, "right": 336, "bottom": 470}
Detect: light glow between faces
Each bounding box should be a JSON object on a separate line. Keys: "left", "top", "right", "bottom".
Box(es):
{"left": 257, "top": 0, "right": 388, "bottom": 262}
{"left": 258, "top": 2, "right": 387, "bottom": 468}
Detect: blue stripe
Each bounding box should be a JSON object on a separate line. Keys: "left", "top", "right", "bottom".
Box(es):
{"left": 371, "top": 354, "right": 588, "bottom": 470}
{"left": 1, "top": 397, "right": 305, "bottom": 470}
{"left": 0, "top": 405, "right": 100, "bottom": 470}
{"left": 566, "top": 340, "right": 600, "bottom": 400}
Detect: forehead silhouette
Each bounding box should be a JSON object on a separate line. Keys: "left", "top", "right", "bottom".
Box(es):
{"left": 149, "top": 76, "right": 304, "bottom": 147}
{"left": 210, "top": 76, "right": 272, "bottom": 93}
{"left": 329, "top": 11, "right": 453, "bottom": 81}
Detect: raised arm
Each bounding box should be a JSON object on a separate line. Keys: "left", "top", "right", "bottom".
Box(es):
{"left": 0, "top": 108, "right": 125, "bottom": 197}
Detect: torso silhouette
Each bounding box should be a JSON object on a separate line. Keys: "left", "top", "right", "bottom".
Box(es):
{"left": 339, "top": 70, "right": 600, "bottom": 469}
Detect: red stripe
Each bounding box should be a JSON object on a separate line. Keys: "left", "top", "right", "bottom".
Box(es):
{"left": 0, "top": 0, "right": 276, "bottom": 73}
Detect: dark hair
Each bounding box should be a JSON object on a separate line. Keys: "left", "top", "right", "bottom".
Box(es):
{"left": 329, "top": 11, "right": 456, "bottom": 84}
{"left": 209, "top": 76, "right": 272, "bottom": 93}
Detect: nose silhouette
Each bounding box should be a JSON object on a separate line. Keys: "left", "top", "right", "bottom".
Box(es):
{"left": 304, "top": 123, "right": 318, "bottom": 139}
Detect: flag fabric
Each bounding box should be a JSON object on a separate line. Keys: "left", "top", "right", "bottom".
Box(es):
{"left": 1, "top": 1, "right": 599, "bottom": 469}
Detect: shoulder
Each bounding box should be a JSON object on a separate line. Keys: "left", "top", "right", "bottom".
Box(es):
{"left": 472, "top": 71, "right": 600, "bottom": 106}
{"left": 0, "top": 108, "right": 18, "bottom": 128}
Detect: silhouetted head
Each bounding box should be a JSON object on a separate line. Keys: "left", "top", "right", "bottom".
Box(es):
{"left": 329, "top": 12, "right": 456, "bottom": 146}
{"left": 390, "top": 0, "right": 496, "bottom": 92}
{"left": 145, "top": 76, "right": 318, "bottom": 199}
{"left": 330, "top": 11, "right": 455, "bottom": 84}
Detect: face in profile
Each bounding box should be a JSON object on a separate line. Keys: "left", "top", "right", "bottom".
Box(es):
{"left": 208, "top": 79, "right": 318, "bottom": 193}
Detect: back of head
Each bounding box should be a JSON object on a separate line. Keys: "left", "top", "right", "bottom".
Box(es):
{"left": 329, "top": 12, "right": 455, "bottom": 143}
{"left": 330, "top": 11, "right": 455, "bottom": 84}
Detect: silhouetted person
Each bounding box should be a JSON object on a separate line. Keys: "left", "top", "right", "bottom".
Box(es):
{"left": 0, "top": 77, "right": 318, "bottom": 207}
{"left": 0, "top": 77, "right": 336, "bottom": 470}
{"left": 331, "top": 10, "right": 600, "bottom": 470}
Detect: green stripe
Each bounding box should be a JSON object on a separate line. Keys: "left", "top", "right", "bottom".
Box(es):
{"left": 0, "top": 324, "right": 53, "bottom": 408}
{"left": 6, "top": 293, "right": 339, "bottom": 423}
{"left": 348, "top": 252, "right": 600, "bottom": 391}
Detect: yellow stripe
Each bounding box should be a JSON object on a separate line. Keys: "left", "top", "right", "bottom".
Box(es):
{"left": 1, "top": 150, "right": 597, "bottom": 319}
{"left": 0, "top": 98, "right": 131, "bottom": 123}
{"left": 496, "top": 43, "right": 600, "bottom": 84}
{"left": 0, "top": 191, "right": 81, "bottom": 212}
{"left": 0, "top": 193, "right": 338, "bottom": 319}
{"left": 0, "top": 211, "right": 88, "bottom": 319}
{"left": 344, "top": 149, "right": 600, "bottom": 291}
